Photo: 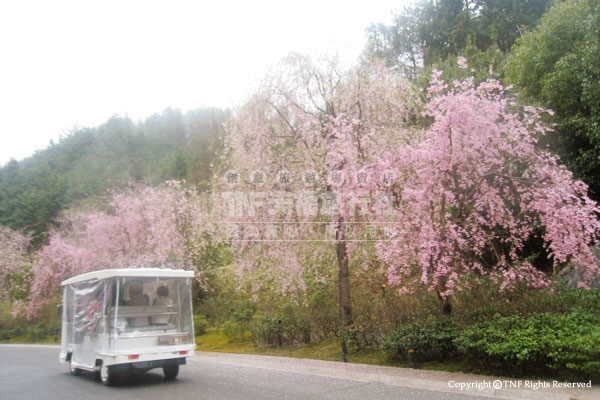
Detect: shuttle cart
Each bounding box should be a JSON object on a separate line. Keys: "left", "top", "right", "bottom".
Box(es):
{"left": 59, "top": 268, "right": 195, "bottom": 385}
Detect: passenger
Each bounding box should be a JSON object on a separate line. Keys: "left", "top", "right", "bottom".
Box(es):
{"left": 152, "top": 286, "right": 173, "bottom": 325}
{"left": 127, "top": 282, "right": 149, "bottom": 327}
{"left": 128, "top": 282, "right": 149, "bottom": 306}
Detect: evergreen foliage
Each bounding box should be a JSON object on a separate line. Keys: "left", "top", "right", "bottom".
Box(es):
{"left": 0, "top": 108, "right": 227, "bottom": 247}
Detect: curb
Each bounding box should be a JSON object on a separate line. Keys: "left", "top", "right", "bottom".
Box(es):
{"left": 192, "top": 351, "right": 599, "bottom": 400}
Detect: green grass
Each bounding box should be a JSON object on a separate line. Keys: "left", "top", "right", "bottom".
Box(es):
{"left": 194, "top": 329, "right": 513, "bottom": 375}
{"left": 196, "top": 329, "right": 410, "bottom": 367}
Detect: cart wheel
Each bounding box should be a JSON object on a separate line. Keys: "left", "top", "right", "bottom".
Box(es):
{"left": 68, "top": 357, "right": 82, "bottom": 376}
{"left": 100, "top": 363, "right": 116, "bottom": 386}
{"left": 163, "top": 364, "right": 179, "bottom": 380}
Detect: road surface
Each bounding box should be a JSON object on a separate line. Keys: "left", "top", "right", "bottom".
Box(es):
{"left": 0, "top": 345, "right": 494, "bottom": 400}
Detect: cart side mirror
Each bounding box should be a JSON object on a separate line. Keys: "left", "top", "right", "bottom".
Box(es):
{"left": 57, "top": 304, "right": 63, "bottom": 318}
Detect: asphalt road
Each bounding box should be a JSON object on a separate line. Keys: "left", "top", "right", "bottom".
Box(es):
{"left": 0, "top": 345, "right": 494, "bottom": 400}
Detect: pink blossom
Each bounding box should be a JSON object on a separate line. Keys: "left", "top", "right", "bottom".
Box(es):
{"left": 376, "top": 70, "right": 600, "bottom": 299}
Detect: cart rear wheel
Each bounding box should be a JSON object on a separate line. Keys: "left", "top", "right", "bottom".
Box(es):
{"left": 100, "top": 363, "right": 116, "bottom": 386}
{"left": 163, "top": 364, "right": 179, "bottom": 380}
{"left": 68, "top": 357, "right": 82, "bottom": 376}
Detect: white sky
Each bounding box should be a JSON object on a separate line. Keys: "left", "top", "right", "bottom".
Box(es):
{"left": 0, "top": 0, "right": 406, "bottom": 166}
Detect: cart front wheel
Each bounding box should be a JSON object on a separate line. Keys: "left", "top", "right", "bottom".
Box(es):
{"left": 100, "top": 363, "right": 115, "bottom": 386}
{"left": 163, "top": 364, "right": 179, "bottom": 380}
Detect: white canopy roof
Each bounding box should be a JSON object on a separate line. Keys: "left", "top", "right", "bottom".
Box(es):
{"left": 61, "top": 268, "right": 194, "bottom": 286}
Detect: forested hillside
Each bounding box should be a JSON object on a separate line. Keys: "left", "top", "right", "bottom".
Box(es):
{"left": 0, "top": 107, "right": 227, "bottom": 246}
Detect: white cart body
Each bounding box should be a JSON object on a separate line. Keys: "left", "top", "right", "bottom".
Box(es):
{"left": 59, "top": 268, "right": 195, "bottom": 375}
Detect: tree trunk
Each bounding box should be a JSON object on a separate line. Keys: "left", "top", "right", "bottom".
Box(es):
{"left": 437, "top": 291, "right": 452, "bottom": 315}
{"left": 336, "top": 216, "right": 352, "bottom": 361}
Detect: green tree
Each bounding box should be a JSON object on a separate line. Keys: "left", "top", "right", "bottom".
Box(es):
{"left": 365, "top": 6, "right": 425, "bottom": 80}
{"left": 474, "top": 0, "right": 553, "bottom": 52}
{"left": 418, "top": 0, "right": 474, "bottom": 65}
{"left": 505, "top": 0, "right": 600, "bottom": 199}
{"left": 365, "top": 0, "right": 552, "bottom": 79}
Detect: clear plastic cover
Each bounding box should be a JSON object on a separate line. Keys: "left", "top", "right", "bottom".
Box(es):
{"left": 61, "top": 275, "right": 194, "bottom": 366}
{"left": 61, "top": 279, "right": 107, "bottom": 366}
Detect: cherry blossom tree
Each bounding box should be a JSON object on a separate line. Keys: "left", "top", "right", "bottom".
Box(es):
{"left": 0, "top": 225, "right": 32, "bottom": 302}
{"left": 26, "top": 181, "right": 214, "bottom": 317}
{"left": 222, "top": 53, "right": 420, "bottom": 356}
{"left": 375, "top": 60, "right": 600, "bottom": 313}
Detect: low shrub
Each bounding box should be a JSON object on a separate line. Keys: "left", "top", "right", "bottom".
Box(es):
{"left": 232, "top": 307, "right": 255, "bottom": 334}
{"left": 454, "top": 311, "right": 600, "bottom": 378}
{"left": 11, "top": 326, "right": 24, "bottom": 337}
{"left": 307, "top": 291, "right": 338, "bottom": 340}
{"left": 383, "top": 318, "right": 459, "bottom": 361}
{"left": 29, "top": 323, "right": 47, "bottom": 341}
{"left": 253, "top": 317, "right": 280, "bottom": 346}
{"left": 232, "top": 308, "right": 254, "bottom": 324}
{"left": 251, "top": 303, "right": 311, "bottom": 346}
{"left": 221, "top": 304, "right": 257, "bottom": 340}
{"left": 193, "top": 314, "right": 209, "bottom": 336}
{"left": 222, "top": 320, "right": 243, "bottom": 340}
{"left": 341, "top": 320, "right": 385, "bottom": 350}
